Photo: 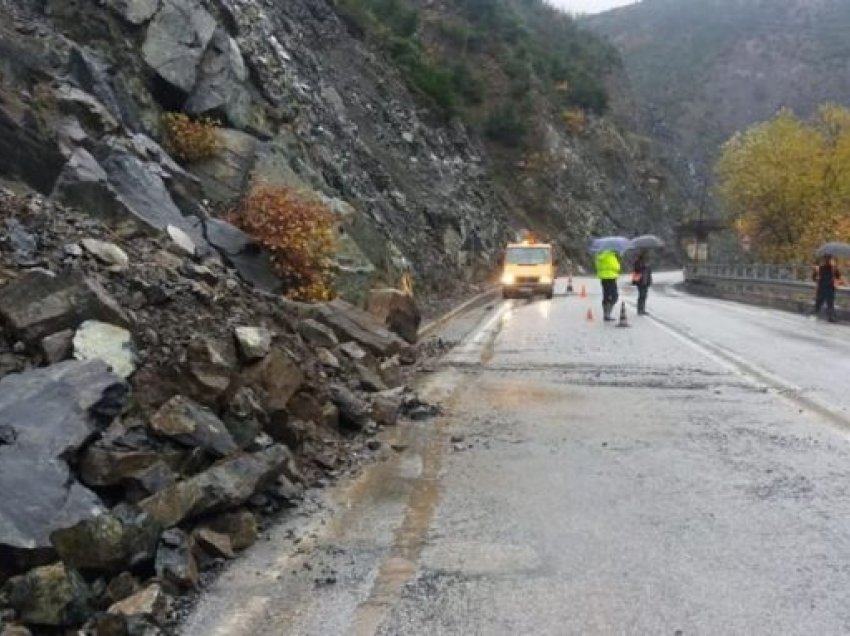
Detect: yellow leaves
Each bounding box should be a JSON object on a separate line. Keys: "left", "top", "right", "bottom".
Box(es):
{"left": 561, "top": 108, "right": 587, "bottom": 136}
{"left": 715, "top": 105, "right": 850, "bottom": 263}
{"left": 162, "top": 113, "right": 220, "bottom": 163}
{"left": 228, "top": 186, "right": 337, "bottom": 302}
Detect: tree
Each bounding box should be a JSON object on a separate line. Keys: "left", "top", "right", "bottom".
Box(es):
{"left": 715, "top": 105, "right": 850, "bottom": 262}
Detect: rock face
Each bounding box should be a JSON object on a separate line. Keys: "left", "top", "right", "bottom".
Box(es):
{"left": 142, "top": 0, "right": 217, "bottom": 94}
{"left": 234, "top": 326, "right": 272, "bottom": 361}
{"left": 0, "top": 270, "right": 129, "bottom": 345}
{"left": 366, "top": 289, "right": 421, "bottom": 344}
{"left": 139, "top": 445, "right": 292, "bottom": 527}
{"left": 0, "top": 361, "right": 127, "bottom": 571}
{"left": 149, "top": 395, "right": 238, "bottom": 457}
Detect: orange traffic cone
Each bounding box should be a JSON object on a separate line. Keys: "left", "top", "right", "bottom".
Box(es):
{"left": 586, "top": 308, "right": 594, "bottom": 321}
{"left": 616, "top": 302, "right": 630, "bottom": 328}
{"left": 580, "top": 285, "right": 587, "bottom": 299}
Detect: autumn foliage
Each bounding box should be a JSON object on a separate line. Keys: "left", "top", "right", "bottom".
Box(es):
{"left": 162, "top": 112, "right": 221, "bottom": 162}
{"left": 229, "top": 186, "right": 336, "bottom": 301}
{"left": 716, "top": 105, "right": 850, "bottom": 262}
{"left": 562, "top": 108, "right": 587, "bottom": 135}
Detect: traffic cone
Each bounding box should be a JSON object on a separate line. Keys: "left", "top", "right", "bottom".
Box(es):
{"left": 567, "top": 276, "right": 574, "bottom": 293}
{"left": 580, "top": 285, "right": 587, "bottom": 299}
{"left": 586, "top": 308, "right": 594, "bottom": 321}
{"left": 616, "top": 302, "right": 630, "bottom": 328}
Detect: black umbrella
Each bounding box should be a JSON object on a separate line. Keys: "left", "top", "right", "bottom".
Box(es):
{"left": 816, "top": 242, "right": 850, "bottom": 258}
{"left": 628, "top": 235, "right": 665, "bottom": 251}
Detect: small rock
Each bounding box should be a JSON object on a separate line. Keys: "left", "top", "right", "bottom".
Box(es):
{"left": 0, "top": 423, "right": 17, "bottom": 445}
{"left": 371, "top": 390, "right": 403, "bottom": 426}
{"left": 186, "top": 336, "right": 237, "bottom": 402}
{"left": 81, "top": 238, "right": 130, "bottom": 270}
{"left": 2, "top": 562, "right": 92, "bottom": 627}
{"left": 450, "top": 434, "right": 465, "bottom": 444}
{"left": 328, "top": 384, "right": 370, "bottom": 430}
{"left": 73, "top": 320, "right": 137, "bottom": 377}
{"left": 390, "top": 443, "right": 408, "bottom": 453}
{"left": 316, "top": 347, "right": 340, "bottom": 369}
{"left": 108, "top": 583, "right": 168, "bottom": 625}
{"left": 339, "top": 341, "right": 368, "bottom": 361}
{"left": 104, "top": 572, "right": 140, "bottom": 605}
{"left": 203, "top": 510, "right": 257, "bottom": 551}
{"left": 298, "top": 319, "right": 338, "bottom": 348}
{"left": 166, "top": 224, "right": 196, "bottom": 256}
{"left": 41, "top": 329, "right": 74, "bottom": 364}
{"left": 379, "top": 356, "right": 403, "bottom": 388}
{"left": 64, "top": 243, "right": 84, "bottom": 257}
{"left": 193, "top": 528, "right": 235, "bottom": 560}
{"left": 356, "top": 363, "right": 387, "bottom": 393}
{"left": 155, "top": 529, "right": 198, "bottom": 589}
{"left": 366, "top": 439, "right": 381, "bottom": 451}
{"left": 234, "top": 326, "right": 272, "bottom": 361}
{"left": 149, "top": 395, "right": 238, "bottom": 457}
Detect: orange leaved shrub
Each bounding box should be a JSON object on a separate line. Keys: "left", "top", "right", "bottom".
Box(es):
{"left": 162, "top": 112, "right": 220, "bottom": 162}
{"left": 229, "top": 186, "right": 336, "bottom": 302}
{"left": 562, "top": 108, "right": 587, "bottom": 136}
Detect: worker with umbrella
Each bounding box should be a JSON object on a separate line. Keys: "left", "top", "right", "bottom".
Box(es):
{"left": 628, "top": 235, "right": 665, "bottom": 316}
{"left": 812, "top": 242, "right": 849, "bottom": 322}
{"left": 590, "top": 237, "right": 629, "bottom": 321}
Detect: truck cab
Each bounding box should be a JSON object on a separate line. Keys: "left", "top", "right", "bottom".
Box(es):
{"left": 500, "top": 241, "right": 556, "bottom": 299}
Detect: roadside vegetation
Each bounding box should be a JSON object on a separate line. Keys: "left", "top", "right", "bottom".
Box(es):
{"left": 332, "top": 0, "right": 618, "bottom": 147}
{"left": 161, "top": 112, "right": 221, "bottom": 162}
{"left": 716, "top": 104, "right": 850, "bottom": 262}
{"left": 229, "top": 186, "right": 336, "bottom": 301}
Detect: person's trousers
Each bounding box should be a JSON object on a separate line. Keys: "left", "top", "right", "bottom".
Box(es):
{"left": 601, "top": 279, "right": 619, "bottom": 317}
{"left": 637, "top": 285, "right": 649, "bottom": 314}
{"left": 814, "top": 286, "right": 836, "bottom": 319}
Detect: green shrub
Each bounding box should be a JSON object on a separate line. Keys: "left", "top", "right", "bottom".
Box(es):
{"left": 484, "top": 105, "right": 529, "bottom": 147}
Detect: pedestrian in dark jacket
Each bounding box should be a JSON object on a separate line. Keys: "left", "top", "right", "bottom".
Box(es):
{"left": 813, "top": 255, "right": 842, "bottom": 322}
{"left": 632, "top": 251, "right": 653, "bottom": 315}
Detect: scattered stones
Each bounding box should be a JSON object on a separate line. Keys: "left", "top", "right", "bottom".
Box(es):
{"left": 234, "top": 326, "right": 272, "bottom": 361}
{"left": 73, "top": 320, "right": 137, "bottom": 378}
{"left": 149, "top": 395, "right": 237, "bottom": 457}
{"left": 0, "top": 270, "right": 129, "bottom": 345}
{"left": 379, "top": 356, "right": 403, "bottom": 388}
{"left": 339, "top": 341, "right": 368, "bottom": 362}
{"left": 316, "top": 347, "right": 340, "bottom": 370}
{"left": 371, "top": 390, "right": 403, "bottom": 426}
{"left": 81, "top": 238, "right": 129, "bottom": 270}
{"left": 355, "top": 363, "right": 387, "bottom": 393}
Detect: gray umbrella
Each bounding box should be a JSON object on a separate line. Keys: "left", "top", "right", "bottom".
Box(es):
{"left": 816, "top": 242, "right": 850, "bottom": 258}
{"left": 628, "top": 235, "right": 665, "bottom": 251}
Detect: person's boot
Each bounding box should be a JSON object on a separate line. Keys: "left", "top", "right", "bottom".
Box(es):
{"left": 603, "top": 303, "right": 614, "bottom": 321}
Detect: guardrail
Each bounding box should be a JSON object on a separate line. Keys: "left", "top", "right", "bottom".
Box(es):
{"left": 684, "top": 262, "right": 850, "bottom": 318}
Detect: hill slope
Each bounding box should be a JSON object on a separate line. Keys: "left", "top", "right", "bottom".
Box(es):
{"left": 588, "top": 0, "right": 850, "bottom": 181}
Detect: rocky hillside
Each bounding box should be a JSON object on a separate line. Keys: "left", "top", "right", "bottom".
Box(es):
{"left": 0, "top": 0, "right": 687, "bottom": 301}
{"left": 588, "top": 0, "right": 850, "bottom": 180}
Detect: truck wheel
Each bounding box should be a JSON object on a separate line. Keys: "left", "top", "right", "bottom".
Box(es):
{"left": 545, "top": 287, "right": 554, "bottom": 300}
{"left": 503, "top": 290, "right": 512, "bottom": 299}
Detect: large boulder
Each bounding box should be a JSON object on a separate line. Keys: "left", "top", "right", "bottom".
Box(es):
{"left": 108, "top": 583, "right": 169, "bottom": 626}
{"left": 148, "top": 395, "right": 237, "bottom": 457}
{"left": 50, "top": 506, "right": 160, "bottom": 575}
{"left": 142, "top": 0, "right": 217, "bottom": 94}
{"left": 202, "top": 510, "right": 257, "bottom": 551}
{"left": 139, "top": 445, "right": 292, "bottom": 527}
{"left": 204, "top": 218, "right": 282, "bottom": 293}
{"left": 366, "top": 288, "right": 421, "bottom": 344}
{"left": 2, "top": 563, "right": 92, "bottom": 627}
{"left": 0, "top": 269, "right": 129, "bottom": 345}
{"left": 316, "top": 299, "right": 409, "bottom": 358}
{"left": 0, "top": 361, "right": 127, "bottom": 573}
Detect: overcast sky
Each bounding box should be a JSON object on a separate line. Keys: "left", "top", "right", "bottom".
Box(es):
{"left": 548, "top": 0, "right": 638, "bottom": 15}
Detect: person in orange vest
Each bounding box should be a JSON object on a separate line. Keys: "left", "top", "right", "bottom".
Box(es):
{"left": 812, "top": 255, "right": 842, "bottom": 322}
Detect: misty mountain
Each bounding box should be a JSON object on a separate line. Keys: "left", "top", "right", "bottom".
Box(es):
{"left": 587, "top": 0, "right": 850, "bottom": 181}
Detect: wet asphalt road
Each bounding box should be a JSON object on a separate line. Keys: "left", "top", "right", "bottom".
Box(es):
{"left": 183, "top": 274, "right": 850, "bottom": 635}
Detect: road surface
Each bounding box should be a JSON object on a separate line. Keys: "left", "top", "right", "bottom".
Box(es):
{"left": 183, "top": 273, "right": 850, "bottom": 635}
